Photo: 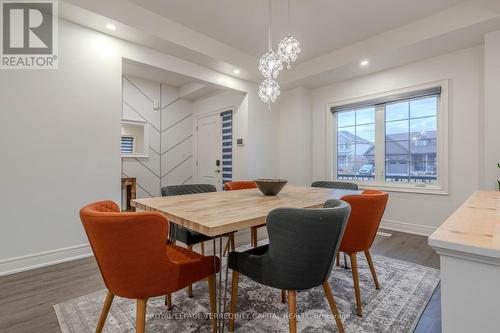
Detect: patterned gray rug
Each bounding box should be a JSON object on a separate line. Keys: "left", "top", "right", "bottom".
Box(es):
{"left": 54, "top": 251, "right": 439, "bottom": 333}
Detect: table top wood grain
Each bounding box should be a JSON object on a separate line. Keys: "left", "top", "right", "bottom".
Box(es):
{"left": 131, "top": 185, "right": 359, "bottom": 237}
{"left": 429, "top": 191, "right": 500, "bottom": 259}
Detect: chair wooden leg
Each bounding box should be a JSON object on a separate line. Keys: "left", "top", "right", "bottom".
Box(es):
{"left": 281, "top": 289, "right": 286, "bottom": 304}
{"left": 336, "top": 252, "right": 340, "bottom": 267}
{"left": 136, "top": 298, "right": 147, "bottom": 333}
{"left": 187, "top": 245, "right": 194, "bottom": 297}
{"left": 230, "top": 233, "right": 236, "bottom": 251}
{"left": 96, "top": 291, "right": 114, "bottom": 333}
{"left": 251, "top": 227, "right": 257, "bottom": 247}
{"left": 201, "top": 241, "right": 205, "bottom": 255}
{"left": 165, "top": 293, "right": 173, "bottom": 310}
{"left": 364, "top": 249, "right": 380, "bottom": 290}
{"left": 323, "top": 281, "right": 345, "bottom": 333}
{"left": 287, "top": 290, "right": 297, "bottom": 333}
{"left": 229, "top": 271, "right": 239, "bottom": 332}
{"left": 349, "top": 252, "right": 363, "bottom": 316}
{"left": 208, "top": 274, "right": 217, "bottom": 333}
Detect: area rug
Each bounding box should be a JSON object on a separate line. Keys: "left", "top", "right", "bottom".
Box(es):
{"left": 54, "top": 250, "right": 439, "bottom": 333}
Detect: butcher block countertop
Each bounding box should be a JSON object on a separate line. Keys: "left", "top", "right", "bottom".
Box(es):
{"left": 429, "top": 191, "right": 500, "bottom": 260}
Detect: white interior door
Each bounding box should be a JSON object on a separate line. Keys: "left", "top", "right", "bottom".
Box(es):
{"left": 196, "top": 113, "right": 222, "bottom": 188}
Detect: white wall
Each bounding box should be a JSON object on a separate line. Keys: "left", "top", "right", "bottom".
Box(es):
{"left": 278, "top": 87, "right": 313, "bottom": 185}
{"left": 484, "top": 31, "right": 500, "bottom": 190}
{"left": 308, "top": 46, "right": 484, "bottom": 234}
{"left": 247, "top": 86, "right": 281, "bottom": 179}
{"left": 0, "top": 21, "right": 122, "bottom": 271}
{"left": 0, "top": 19, "right": 278, "bottom": 275}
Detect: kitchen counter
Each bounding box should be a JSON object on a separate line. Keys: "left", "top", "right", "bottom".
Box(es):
{"left": 429, "top": 191, "right": 500, "bottom": 333}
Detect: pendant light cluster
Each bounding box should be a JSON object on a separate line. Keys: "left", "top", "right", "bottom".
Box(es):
{"left": 258, "top": 0, "right": 301, "bottom": 105}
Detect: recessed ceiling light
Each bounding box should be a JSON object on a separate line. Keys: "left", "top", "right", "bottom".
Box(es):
{"left": 106, "top": 23, "right": 116, "bottom": 31}
{"left": 360, "top": 60, "right": 369, "bottom": 67}
{"left": 233, "top": 69, "right": 240, "bottom": 74}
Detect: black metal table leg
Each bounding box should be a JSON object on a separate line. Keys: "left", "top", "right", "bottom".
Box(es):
{"left": 343, "top": 252, "right": 349, "bottom": 269}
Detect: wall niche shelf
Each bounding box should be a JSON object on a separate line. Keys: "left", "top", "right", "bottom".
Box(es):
{"left": 121, "top": 120, "right": 149, "bottom": 158}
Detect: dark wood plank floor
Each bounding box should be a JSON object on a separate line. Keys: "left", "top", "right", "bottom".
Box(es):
{"left": 0, "top": 230, "right": 440, "bottom": 333}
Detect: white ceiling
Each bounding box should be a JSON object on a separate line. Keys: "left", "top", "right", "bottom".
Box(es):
{"left": 128, "top": 0, "right": 466, "bottom": 62}
{"left": 61, "top": 0, "right": 500, "bottom": 87}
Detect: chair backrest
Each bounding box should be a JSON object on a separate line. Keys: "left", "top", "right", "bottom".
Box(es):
{"left": 161, "top": 184, "right": 216, "bottom": 196}
{"left": 265, "top": 199, "right": 351, "bottom": 290}
{"left": 311, "top": 181, "right": 359, "bottom": 191}
{"left": 224, "top": 181, "right": 257, "bottom": 191}
{"left": 339, "top": 189, "right": 388, "bottom": 253}
{"left": 79, "top": 201, "right": 174, "bottom": 298}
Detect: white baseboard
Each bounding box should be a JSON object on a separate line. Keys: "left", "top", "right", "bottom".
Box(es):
{"left": 380, "top": 219, "right": 436, "bottom": 237}
{"left": 0, "top": 244, "right": 93, "bottom": 276}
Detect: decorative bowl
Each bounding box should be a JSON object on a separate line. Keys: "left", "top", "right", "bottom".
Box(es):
{"left": 254, "top": 179, "right": 288, "bottom": 196}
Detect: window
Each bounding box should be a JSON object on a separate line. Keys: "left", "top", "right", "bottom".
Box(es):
{"left": 336, "top": 107, "right": 375, "bottom": 181}
{"left": 385, "top": 97, "right": 437, "bottom": 183}
{"left": 330, "top": 82, "right": 447, "bottom": 194}
{"left": 221, "top": 110, "right": 233, "bottom": 188}
{"left": 121, "top": 136, "right": 135, "bottom": 154}
{"left": 121, "top": 121, "right": 148, "bottom": 157}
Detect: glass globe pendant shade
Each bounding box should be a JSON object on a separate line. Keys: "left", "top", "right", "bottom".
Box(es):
{"left": 258, "top": 50, "right": 283, "bottom": 78}
{"left": 278, "top": 34, "right": 301, "bottom": 69}
{"left": 258, "top": 78, "right": 280, "bottom": 103}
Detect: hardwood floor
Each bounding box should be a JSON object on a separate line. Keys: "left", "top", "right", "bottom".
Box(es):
{"left": 0, "top": 230, "right": 440, "bottom": 333}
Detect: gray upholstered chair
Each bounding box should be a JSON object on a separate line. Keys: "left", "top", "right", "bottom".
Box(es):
{"left": 161, "top": 184, "right": 235, "bottom": 307}
{"left": 311, "top": 180, "right": 359, "bottom": 191}
{"left": 228, "top": 199, "right": 350, "bottom": 333}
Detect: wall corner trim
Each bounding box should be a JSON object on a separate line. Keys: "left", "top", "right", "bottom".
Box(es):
{"left": 0, "top": 244, "right": 92, "bottom": 276}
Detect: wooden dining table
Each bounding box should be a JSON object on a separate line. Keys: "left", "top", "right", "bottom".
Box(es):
{"left": 131, "top": 185, "right": 359, "bottom": 332}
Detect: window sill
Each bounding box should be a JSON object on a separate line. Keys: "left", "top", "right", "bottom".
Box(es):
{"left": 121, "top": 154, "right": 149, "bottom": 158}
{"left": 346, "top": 181, "right": 448, "bottom": 195}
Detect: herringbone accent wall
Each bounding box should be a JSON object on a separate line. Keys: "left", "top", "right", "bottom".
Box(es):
{"left": 121, "top": 75, "right": 193, "bottom": 201}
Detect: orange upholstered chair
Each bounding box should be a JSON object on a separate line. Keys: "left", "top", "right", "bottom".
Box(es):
{"left": 224, "top": 181, "right": 263, "bottom": 247}
{"left": 338, "top": 190, "right": 388, "bottom": 316}
{"left": 79, "top": 201, "right": 219, "bottom": 333}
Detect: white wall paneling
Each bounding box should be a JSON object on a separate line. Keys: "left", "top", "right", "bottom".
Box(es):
{"left": 121, "top": 75, "right": 194, "bottom": 203}
{"left": 122, "top": 75, "right": 162, "bottom": 199}
{"left": 161, "top": 86, "right": 194, "bottom": 187}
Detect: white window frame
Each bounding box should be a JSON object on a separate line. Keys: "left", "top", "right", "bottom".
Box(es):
{"left": 326, "top": 80, "right": 449, "bottom": 195}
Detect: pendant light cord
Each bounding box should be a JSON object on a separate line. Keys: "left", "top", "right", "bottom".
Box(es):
{"left": 287, "top": 0, "right": 290, "bottom": 31}
{"left": 268, "top": 0, "right": 272, "bottom": 51}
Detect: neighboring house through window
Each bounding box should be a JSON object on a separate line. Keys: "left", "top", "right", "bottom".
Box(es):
{"left": 329, "top": 81, "right": 448, "bottom": 194}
